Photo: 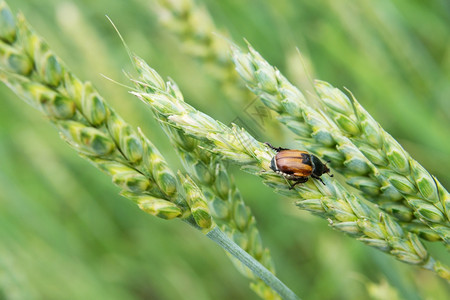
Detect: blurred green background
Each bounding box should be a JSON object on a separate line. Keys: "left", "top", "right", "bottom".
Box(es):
{"left": 1, "top": 0, "right": 449, "bottom": 299}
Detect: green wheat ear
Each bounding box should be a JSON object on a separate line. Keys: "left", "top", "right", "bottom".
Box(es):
{"left": 129, "top": 55, "right": 450, "bottom": 281}
{"left": 230, "top": 43, "right": 450, "bottom": 246}
{"left": 130, "top": 55, "right": 281, "bottom": 300}
{"left": 0, "top": 1, "right": 213, "bottom": 229}
{"left": 314, "top": 80, "right": 450, "bottom": 243}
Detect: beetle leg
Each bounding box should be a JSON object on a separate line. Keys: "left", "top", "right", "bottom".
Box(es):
{"left": 264, "top": 142, "right": 289, "bottom": 152}
{"left": 289, "top": 181, "right": 300, "bottom": 190}
{"left": 311, "top": 174, "right": 326, "bottom": 185}
{"left": 289, "top": 177, "right": 308, "bottom": 190}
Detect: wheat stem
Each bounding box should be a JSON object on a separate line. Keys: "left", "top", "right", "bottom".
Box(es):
{"left": 207, "top": 227, "right": 300, "bottom": 300}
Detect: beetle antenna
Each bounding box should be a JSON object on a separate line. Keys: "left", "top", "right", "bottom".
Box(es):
{"left": 264, "top": 142, "right": 289, "bottom": 152}
{"left": 264, "top": 142, "right": 278, "bottom": 151}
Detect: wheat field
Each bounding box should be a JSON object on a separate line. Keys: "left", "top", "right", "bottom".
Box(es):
{"left": 0, "top": 0, "right": 449, "bottom": 299}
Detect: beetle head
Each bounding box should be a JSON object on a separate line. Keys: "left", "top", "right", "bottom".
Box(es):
{"left": 311, "top": 155, "right": 333, "bottom": 177}
{"left": 324, "top": 160, "right": 333, "bottom": 177}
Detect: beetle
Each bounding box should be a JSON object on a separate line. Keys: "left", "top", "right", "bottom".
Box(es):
{"left": 265, "top": 143, "right": 333, "bottom": 189}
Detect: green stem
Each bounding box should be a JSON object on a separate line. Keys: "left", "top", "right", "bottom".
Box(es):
{"left": 206, "top": 226, "right": 300, "bottom": 300}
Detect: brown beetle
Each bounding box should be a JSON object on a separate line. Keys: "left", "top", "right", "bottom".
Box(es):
{"left": 265, "top": 143, "right": 333, "bottom": 189}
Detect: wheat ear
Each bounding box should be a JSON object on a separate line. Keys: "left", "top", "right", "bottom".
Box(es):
{"left": 131, "top": 56, "right": 280, "bottom": 299}
{"left": 129, "top": 56, "right": 450, "bottom": 281}
{"left": 314, "top": 80, "right": 450, "bottom": 244}
{"left": 231, "top": 44, "right": 450, "bottom": 245}
{"left": 0, "top": 2, "right": 215, "bottom": 228}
